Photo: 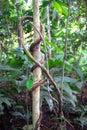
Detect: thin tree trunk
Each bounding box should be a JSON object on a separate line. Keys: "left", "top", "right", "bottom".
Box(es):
{"left": 32, "top": 0, "right": 41, "bottom": 130}
{"left": 46, "top": 5, "right": 52, "bottom": 58}
{"left": 46, "top": 5, "right": 51, "bottom": 42}
{"left": 16, "top": 4, "right": 22, "bottom": 47}
{"left": 46, "top": 5, "right": 51, "bottom": 91}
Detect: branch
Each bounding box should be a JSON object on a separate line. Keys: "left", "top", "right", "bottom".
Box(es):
{"left": 30, "top": 79, "right": 46, "bottom": 92}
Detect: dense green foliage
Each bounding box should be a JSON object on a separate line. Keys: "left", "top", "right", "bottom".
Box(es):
{"left": 0, "top": 0, "right": 87, "bottom": 129}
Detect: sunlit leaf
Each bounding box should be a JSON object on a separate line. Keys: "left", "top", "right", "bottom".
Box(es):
{"left": 52, "top": 1, "right": 63, "bottom": 14}
{"left": 52, "top": 1, "right": 68, "bottom": 16}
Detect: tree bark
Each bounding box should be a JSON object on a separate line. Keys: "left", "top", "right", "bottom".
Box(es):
{"left": 32, "top": 0, "right": 41, "bottom": 129}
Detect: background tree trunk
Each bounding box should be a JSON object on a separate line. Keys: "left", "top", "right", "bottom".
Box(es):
{"left": 46, "top": 5, "right": 52, "bottom": 58}
{"left": 46, "top": 5, "right": 51, "bottom": 42}
{"left": 32, "top": 0, "right": 41, "bottom": 129}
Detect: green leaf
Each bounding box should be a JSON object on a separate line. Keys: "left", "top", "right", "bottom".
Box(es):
{"left": 52, "top": 1, "right": 68, "bottom": 16}
{"left": 42, "top": 0, "right": 50, "bottom": 7}
{"left": 45, "top": 96, "right": 53, "bottom": 111}
{"left": 61, "top": 4, "right": 68, "bottom": 16}
{"left": 3, "top": 98, "right": 11, "bottom": 106}
{"left": 52, "top": 1, "right": 63, "bottom": 14}
{"left": 9, "top": 58, "right": 24, "bottom": 68}
{"left": 65, "top": 61, "right": 83, "bottom": 80}
{"left": 11, "top": 112, "right": 24, "bottom": 118}
{"left": 0, "top": 97, "right": 11, "bottom": 107}
{"left": 63, "top": 83, "right": 77, "bottom": 107}
{"left": 75, "top": 82, "right": 83, "bottom": 90}
{"left": 48, "top": 58, "right": 62, "bottom": 68}
{"left": 26, "top": 78, "right": 33, "bottom": 90}
{"left": 40, "top": 90, "right": 53, "bottom": 111}
{"left": 73, "top": 67, "right": 83, "bottom": 80}
{"left": 54, "top": 76, "right": 77, "bottom": 83}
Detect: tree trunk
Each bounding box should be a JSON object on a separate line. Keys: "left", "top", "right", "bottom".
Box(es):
{"left": 46, "top": 5, "right": 51, "bottom": 42}
{"left": 32, "top": 0, "right": 41, "bottom": 130}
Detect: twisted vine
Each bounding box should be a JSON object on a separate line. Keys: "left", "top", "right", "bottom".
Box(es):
{"left": 18, "top": 16, "right": 44, "bottom": 69}
{"left": 18, "top": 16, "right": 63, "bottom": 117}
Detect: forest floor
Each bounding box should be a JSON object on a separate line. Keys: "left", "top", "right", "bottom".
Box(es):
{"left": 0, "top": 83, "right": 87, "bottom": 130}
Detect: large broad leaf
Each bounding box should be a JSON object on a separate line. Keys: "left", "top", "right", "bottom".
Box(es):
{"left": 45, "top": 96, "right": 53, "bottom": 111}
{"left": 52, "top": 1, "right": 63, "bottom": 14}
{"left": 65, "top": 61, "right": 83, "bottom": 80}
{"left": 73, "top": 67, "right": 83, "bottom": 80}
{"left": 26, "top": 78, "right": 33, "bottom": 90}
{"left": 11, "top": 112, "right": 25, "bottom": 118}
{"left": 75, "top": 81, "right": 83, "bottom": 90}
{"left": 52, "top": 1, "right": 68, "bottom": 16}
{"left": 0, "top": 97, "right": 12, "bottom": 107}
{"left": 3, "top": 98, "right": 12, "bottom": 106}
{"left": 40, "top": 87, "right": 54, "bottom": 111}
{"left": 54, "top": 76, "right": 77, "bottom": 83}
{"left": 63, "top": 83, "right": 77, "bottom": 107}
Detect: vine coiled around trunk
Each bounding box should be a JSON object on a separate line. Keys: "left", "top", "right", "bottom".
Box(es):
{"left": 18, "top": 16, "right": 63, "bottom": 118}
{"left": 18, "top": 16, "right": 44, "bottom": 72}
